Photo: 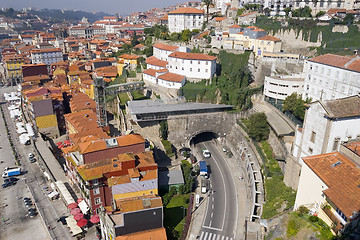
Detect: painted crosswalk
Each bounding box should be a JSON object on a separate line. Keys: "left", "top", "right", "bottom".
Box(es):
{"left": 199, "top": 231, "right": 233, "bottom": 240}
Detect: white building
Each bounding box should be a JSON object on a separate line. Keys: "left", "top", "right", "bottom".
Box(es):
{"left": 30, "top": 48, "right": 63, "bottom": 66}
{"left": 264, "top": 74, "right": 304, "bottom": 102}
{"left": 168, "top": 7, "right": 204, "bottom": 33}
{"left": 69, "top": 26, "right": 106, "bottom": 39}
{"left": 145, "top": 56, "right": 168, "bottom": 70}
{"left": 294, "top": 150, "right": 360, "bottom": 234}
{"left": 292, "top": 95, "right": 360, "bottom": 165}
{"left": 294, "top": 0, "right": 355, "bottom": 14}
{"left": 302, "top": 54, "right": 360, "bottom": 101}
{"left": 153, "top": 43, "right": 181, "bottom": 61}
{"left": 143, "top": 69, "right": 185, "bottom": 89}
{"left": 167, "top": 51, "right": 217, "bottom": 79}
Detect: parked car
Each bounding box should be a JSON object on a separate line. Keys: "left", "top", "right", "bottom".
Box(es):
{"left": 202, "top": 149, "right": 211, "bottom": 158}
{"left": 28, "top": 208, "right": 37, "bottom": 218}
{"left": 190, "top": 154, "right": 197, "bottom": 163}
{"left": 4, "top": 177, "right": 18, "bottom": 183}
{"left": 2, "top": 181, "right": 15, "bottom": 188}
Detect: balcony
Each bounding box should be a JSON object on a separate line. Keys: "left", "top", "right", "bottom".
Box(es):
{"left": 322, "top": 206, "right": 344, "bottom": 233}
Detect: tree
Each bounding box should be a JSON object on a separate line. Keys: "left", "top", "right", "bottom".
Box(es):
{"left": 203, "top": 0, "right": 213, "bottom": 23}
{"left": 131, "top": 32, "right": 139, "bottom": 47}
{"left": 284, "top": 7, "right": 292, "bottom": 17}
{"left": 245, "top": 113, "right": 270, "bottom": 142}
{"left": 315, "top": 11, "right": 326, "bottom": 18}
{"left": 282, "top": 93, "right": 308, "bottom": 120}
{"left": 181, "top": 29, "right": 191, "bottom": 42}
{"left": 159, "top": 120, "right": 168, "bottom": 140}
{"left": 343, "top": 13, "right": 354, "bottom": 25}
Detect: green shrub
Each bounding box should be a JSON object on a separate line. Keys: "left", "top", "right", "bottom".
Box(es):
{"left": 309, "top": 215, "right": 319, "bottom": 223}
{"left": 298, "top": 206, "right": 309, "bottom": 216}
{"left": 287, "top": 219, "right": 300, "bottom": 237}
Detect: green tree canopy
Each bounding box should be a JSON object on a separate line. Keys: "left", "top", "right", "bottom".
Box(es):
{"left": 282, "top": 93, "right": 309, "bottom": 120}
{"left": 245, "top": 113, "right": 270, "bottom": 142}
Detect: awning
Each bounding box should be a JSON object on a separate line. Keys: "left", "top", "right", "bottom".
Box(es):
{"left": 78, "top": 200, "right": 89, "bottom": 214}
{"left": 17, "top": 127, "right": 27, "bottom": 134}
{"left": 26, "top": 123, "right": 35, "bottom": 137}
{"left": 19, "top": 133, "right": 30, "bottom": 145}
{"left": 65, "top": 216, "right": 83, "bottom": 236}
{"left": 55, "top": 181, "right": 75, "bottom": 206}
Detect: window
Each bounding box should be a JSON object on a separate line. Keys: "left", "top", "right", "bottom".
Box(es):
{"left": 306, "top": 85, "right": 309, "bottom": 90}
{"left": 205, "top": 69, "right": 208, "bottom": 73}
{"left": 190, "top": 60, "right": 192, "bottom": 64}
{"left": 308, "top": 147, "right": 313, "bottom": 154}
{"left": 95, "top": 197, "right": 101, "bottom": 205}
{"left": 190, "top": 68, "right": 192, "bottom": 72}
{"left": 182, "top": 67, "right": 184, "bottom": 70}
{"left": 198, "top": 61, "right": 200, "bottom": 64}
{"left": 310, "top": 131, "right": 316, "bottom": 143}
{"left": 332, "top": 138, "right": 340, "bottom": 151}
{"left": 96, "top": 208, "right": 101, "bottom": 215}
{"left": 93, "top": 179, "right": 98, "bottom": 185}
{"left": 93, "top": 187, "right": 100, "bottom": 195}
{"left": 198, "top": 68, "right": 200, "bottom": 72}
{"left": 206, "top": 61, "right": 208, "bottom": 65}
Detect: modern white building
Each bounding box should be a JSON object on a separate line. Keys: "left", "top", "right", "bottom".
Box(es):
{"left": 294, "top": 150, "right": 360, "bottom": 234}
{"left": 264, "top": 74, "right": 304, "bottom": 102}
{"left": 302, "top": 54, "right": 360, "bottom": 101}
{"left": 142, "top": 68, "right": 185, "bottom": 89}
{"left": 292, "top": 95, "right": 360, "bottom": 165}
{"left": 30, "top": 48, "right": 63, "bottom": 66}
{"left": 168, "top": 7, "right": 204, "bottom": 33}
{"left": 167, "top": 51, "right": 217, "bottom": 79}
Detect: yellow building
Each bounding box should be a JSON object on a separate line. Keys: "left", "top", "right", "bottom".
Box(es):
{"left": 35, "top": 114, "right": 58, "bottom": 129}
{"left": 3, "top": 55, "right": 26, "bottom": 80}
{"left": 118, "top": 54, "right": 139, "bottom": 71}
{"left": 253, "top": 35, "right": 282, "bottom": 56}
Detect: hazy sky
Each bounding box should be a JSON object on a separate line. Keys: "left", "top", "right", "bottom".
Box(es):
{"left": 0, "top": 0, "right": 189, "bottom": 15}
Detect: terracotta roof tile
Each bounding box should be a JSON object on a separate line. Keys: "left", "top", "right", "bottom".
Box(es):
{"left": 168, "top": 51, "right": 217, "bottom": 61}
{"left": 169, "top": 7, "right": 204, "bottom": 14}
{"left": 229, "top": 24, "right": 242, "bottom": 28}
{"left": 115, "top": 227, "right": 167, "bottom": 240}
{"left": 257, "top": 35, "right": 281, "bottom": 41}
{"left": 303, "top": 152, "right": 360, "bottom": 218}
{"left": 308, "top": 54, "right": 360, "bottom": 72}
{"left": 114, "top": 195, "right": 162, "bottom": 214}
{"left": 157, "top": 72, "right": 185, "bottom": 83}
{"left": 152, "top": 42, "right": 178, "bottom": 51}
{"left": 214, "top": 17, "right": 226, "bottom": 21}
{"left": 145, "top": 56, "right": 168, "bottom": 67}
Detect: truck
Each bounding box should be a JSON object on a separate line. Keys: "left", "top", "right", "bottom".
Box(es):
{"left": 2, "top": 168, "right": 21, "bottom": 178}
{"left": 199, "top": 161, "right": 208, "bottom": 178}
{"left": 201, "top": 177, "right": 210, "bottom": 194}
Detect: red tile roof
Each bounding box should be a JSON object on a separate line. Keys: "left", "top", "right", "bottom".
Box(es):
{"left": 169, "top": 7, "right": 204, "bottom": 14}
{"left": 214, "top": 17, "right": 226, "bottom": 21}
{"left": 168, "top": 51, "right": 217, "bottom": 61}
{"left": 308, "top": 54, "right": 360, "bottom": 72}
{"left": 303, "top": 152, "right": 360, "bottom": 218}
{"left": 258, "top": 35, "right": 281, "bottom": 42}
{"left": 152, "top": 42, "right": 178, "bottom": 51}
{"left": 229, "top": 24, "right": 242, "bottom": 28}
{"left": 115, "top": 227, "right": 167, "bottom": 240}
{"left": 145, "top": 56, "right": 168, "bottom": 68}
{"left": 157, "top": 72, "right": 185, "bottom": 83}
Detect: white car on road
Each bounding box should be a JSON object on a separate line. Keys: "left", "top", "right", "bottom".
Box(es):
{"left": 202, "top": 149, "right": 211, "bottom": 158}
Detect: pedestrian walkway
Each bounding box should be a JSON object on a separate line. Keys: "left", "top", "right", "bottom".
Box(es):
{"left": 198, "top": 231, "right": 234, "bottom": 240}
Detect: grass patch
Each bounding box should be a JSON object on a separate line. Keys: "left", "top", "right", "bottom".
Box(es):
{"left": 107, "top": 74, "right": 126, "bottom": 86}
{"left": 161, "top": 139, "right": 175, "bottom": 157}
{"left": 118, "top": 93, "right": 130, "bottom": 115}
{"left": 164, "top": 194, "right": 190, "bottom": 240}
{"left": 131, "top": 90, "right": 149, "bottom": 100}
{"left": 260, "top": 141, "right": 296, "bottom": 219}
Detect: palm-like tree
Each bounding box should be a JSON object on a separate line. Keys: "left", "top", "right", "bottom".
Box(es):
{"left": 203, "top": 0, "right": 213, "bottom": 23}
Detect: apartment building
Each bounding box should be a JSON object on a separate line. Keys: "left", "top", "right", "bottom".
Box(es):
{"left": 263, "top": 74, "right": 304, "bottom": 102}
{"left": 302, "top": 54, "right": 360, "bottom": 101}
{"left": 168, "top": 7, "right": 204, "bottom": 33}
{"left": 68, "top": 25, "right": 106, "bottom": 39}
{"left": 30, "top": 48, "right": 63, "bottom": 66}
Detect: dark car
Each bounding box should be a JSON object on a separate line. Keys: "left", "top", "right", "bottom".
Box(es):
{"left": 190, "top": 154, "right": 197, "bottom": 163}
{"left": 28, "top": 208, "right": 37, "bottom": 218}
{"left": 4, "top": 177, "right": 18, "bottom": 183}
{"left": 2, "top": 181, "right": 14, "bottom": 188}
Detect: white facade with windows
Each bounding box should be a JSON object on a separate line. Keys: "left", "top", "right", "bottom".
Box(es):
{"left": 30, "top": 48, "right": 63, "bottom": 66}
{"left": 167, "top": 52, "right": 217, "bottom": 79}
{"left": 292, "top": 96, "right": 360, "bottom": 165}
{"left": 168, "top": 7, "right": 204, "bottom": 33}
{"left": 264, "top": 74, "right": 304, "bottom": 101}
{"left": 302, "top": 54, "right": 360, "bottom": 101}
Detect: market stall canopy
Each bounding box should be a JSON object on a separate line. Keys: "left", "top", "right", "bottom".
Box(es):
{"left": 90, "top": 215, "right": 100, "bottom": 224}
{"left": 76, "top": 218, "right": 88, "bottom": 228}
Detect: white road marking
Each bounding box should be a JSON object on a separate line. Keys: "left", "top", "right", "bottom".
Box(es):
{"left": 212, "top": 204, "right": 214, "bottom": 209}
{"left": 208, "top": 233, "right": 213, "bottom": 239}
{"left": 204, "top": 232, "right": 208, "bottom": 240}
{"left": 212, "top": 234, "right": 217, "bottom": 240}
{"left": 216, "top": 235, "right": 221, "bottom": 240}
{"left": 212, "top": 197, "right": 214, "bottom": 201}
{"left": 199, "top": 232, "right": 204, "bottom": 240}
{"left": 209, "top": 220, "right": 212, "bottom": 226}
{"left": 202, "top": 225, "right": 222, "bottom": 231}
{"left": 225, "top": 237, "right": 228, "bottom": 240}
{"left": 221, "top": 236, "right": 225, "bottom": 240}
{"left": 211, "top": 212, "right": 213, "bottom": 217}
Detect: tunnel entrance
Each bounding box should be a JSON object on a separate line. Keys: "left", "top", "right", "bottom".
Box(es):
{"left": 190, "top": 131, "right": 218, "bottom": 146}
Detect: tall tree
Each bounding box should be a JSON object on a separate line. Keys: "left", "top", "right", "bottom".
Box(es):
{"left": 203, "top": 0, "right": 213, "bottom": 23}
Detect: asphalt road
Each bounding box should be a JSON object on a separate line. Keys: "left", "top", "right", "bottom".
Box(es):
{"left": 196, "top": 139, "right": 238, "bottom": 240}
{"left": 0, "top": 86, "right": 72, "bottom": 240}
